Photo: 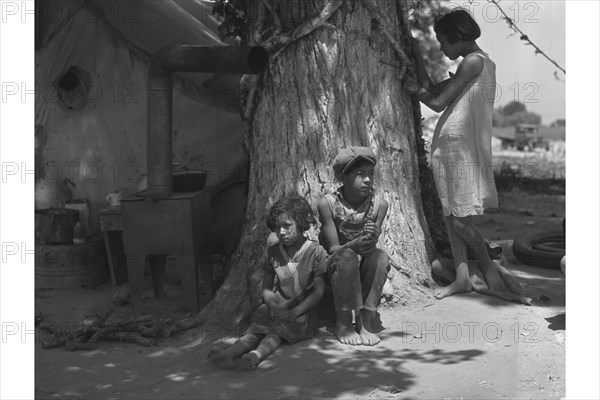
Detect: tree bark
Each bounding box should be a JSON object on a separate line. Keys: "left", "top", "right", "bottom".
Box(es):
{"left": 194, "top": 0, "right": 436, "bottom": 327}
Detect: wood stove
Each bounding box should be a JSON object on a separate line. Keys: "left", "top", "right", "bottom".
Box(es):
{"left": 122, "top": 190, "right": 211, "bottom": 314}
{"left": 121, "top": 46, "right": 267, "bottom": 314}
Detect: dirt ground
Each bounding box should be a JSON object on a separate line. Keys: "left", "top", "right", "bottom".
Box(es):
{"left": 35, "top": 176, "right": 566, "bottom": 399}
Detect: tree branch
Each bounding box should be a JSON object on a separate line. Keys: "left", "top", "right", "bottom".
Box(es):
{"left": 261, "top": 0, "right": 282, "bottom": 31}
{"left": 264, "top": 0, "right": 343, "bottom": 59}
{"left": 361, "top": 0, "right": 411, "bottom": 79}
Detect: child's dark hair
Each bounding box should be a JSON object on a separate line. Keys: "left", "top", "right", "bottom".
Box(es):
{"left": 434, "top": 9, "right": 481, "bottom": 44}
{"left": 266, "top": 196, "right": 317, "bottom": 232}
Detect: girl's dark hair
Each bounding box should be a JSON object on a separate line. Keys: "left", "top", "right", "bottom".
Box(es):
{"left": 434, "top": 9, "right": 481, "bottom": 44}
{"left": 266, "top": 196, "right": 317, "bottom": 232}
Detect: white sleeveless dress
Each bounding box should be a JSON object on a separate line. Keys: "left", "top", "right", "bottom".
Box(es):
{"left": 431, "top": 51, "right": 498, "bottom": 217}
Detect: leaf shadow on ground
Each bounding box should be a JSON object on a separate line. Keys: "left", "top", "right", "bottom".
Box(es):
{"left": 35, "top": 324, "right": 486, "bottom": 400}
{"left": 179, "top": 325, "right": 487, "bottom": 400}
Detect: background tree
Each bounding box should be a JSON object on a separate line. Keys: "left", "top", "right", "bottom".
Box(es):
{"left": 405, "top": 0, "right": 450, "bottom": 82}
{"left": 493, "top": 101, "right": 542, "bottom": 127}
{"left": 502, "top": 101, "right": 527, "bottom": 116}
{"left": 177, "top": 0, "right": 449, "bottom": 330}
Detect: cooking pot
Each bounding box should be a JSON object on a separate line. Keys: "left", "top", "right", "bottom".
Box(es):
{"left": 172, "top": 171, "right": 207, "bottom": 193}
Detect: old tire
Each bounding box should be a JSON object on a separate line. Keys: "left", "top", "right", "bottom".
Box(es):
{"left": 512, "top": 231, "right": 565, "bottom": 270}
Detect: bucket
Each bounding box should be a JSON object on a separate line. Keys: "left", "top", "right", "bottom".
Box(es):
{"left": 35, "top": 208, "right": 80, "bottom": 244}
{"left": 35, "top": 235, "right": 109, "bottom": 288}
{"left": 65, "top": 198, "right": 93, "bottom": 238}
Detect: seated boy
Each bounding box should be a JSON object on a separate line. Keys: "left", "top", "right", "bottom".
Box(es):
{"left": 317, "top": 146, "right": 390, "bottom": 346}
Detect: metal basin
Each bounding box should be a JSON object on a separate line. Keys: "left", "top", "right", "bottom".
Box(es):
{"left": 172, "top": 171, "right": 207, "bottom": 193}
{"left": 35, "top": 208, "right": 80, "bottom": 244}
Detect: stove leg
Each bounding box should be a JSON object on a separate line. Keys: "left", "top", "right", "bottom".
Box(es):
{"left": 126, "top": 253, "right": 146, "bottom": 314}
{"left": 198, "top": 249, "right": 213, "bottom": 300}
{"left": 149, "top": 255, "right": 167, "bottom": 298}
{"left": 102, "top": 231, "right": 118, "bottom": 286}
{"left": 175, "top": 253, "right": 199, "bottom": 315}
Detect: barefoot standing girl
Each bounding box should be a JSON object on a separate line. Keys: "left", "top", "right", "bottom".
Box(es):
{"left": 404, "top": 9, "right": 504, "bottom": 298}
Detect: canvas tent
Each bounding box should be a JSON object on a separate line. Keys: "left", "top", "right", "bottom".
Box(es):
{"left": 35, "top": 0, "right": 247, "bottom": 247}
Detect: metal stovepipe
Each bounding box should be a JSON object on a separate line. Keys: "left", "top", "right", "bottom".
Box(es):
{"left": 147, "top": 46, "right": 268, "bottom": 199}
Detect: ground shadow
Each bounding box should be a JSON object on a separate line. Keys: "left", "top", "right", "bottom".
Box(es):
{"left": 36, "top": 315, "right": 488, "bottom": 399}
{"left": 545, "top": 312, "right": 565, "bottom": 331}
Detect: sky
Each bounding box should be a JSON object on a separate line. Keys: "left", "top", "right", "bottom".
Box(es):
{"left": 421, "top": 0, "right": 566, "bottom": 125}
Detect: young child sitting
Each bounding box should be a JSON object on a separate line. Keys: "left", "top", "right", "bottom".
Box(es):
{"left": 317, "top": 146, "right": 390, "bottom": 346}
{"left": 208, "top": 196, "right": 328, "bottom": 369}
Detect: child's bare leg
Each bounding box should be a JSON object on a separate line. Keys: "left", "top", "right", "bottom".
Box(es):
{"left": 329, "top": 249, "right": 364, "bottom": 346}
{"left": 355, "top": 249, "right": 389, "bottom": 345}
{"left": 357, "top": 309, "right": 380, "bottom": 346}
{"left": 492, "top": 259, "right": 523, "bottom": 294}
{"left": 431, "top": 258, "right": 456, "bottom": 284}
{"left": 434, "top": 216, "right": 472, "bottom": 299}
{"left": 452, "top": 216, "right": 504, "bottom": 292}
{"left": 335, "top": 310, "right": 362, "bottom": 345}
{"left": 240, "top": 333, "right": 282, "bottom": 370}
{"left": 208, "top": 340, "right": 231, "bottom": 357}
{"left": 208, "top": 332, "right": 262, "bottom": 369}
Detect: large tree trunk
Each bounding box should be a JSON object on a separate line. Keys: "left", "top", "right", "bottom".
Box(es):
{"left": 190, "top": 0, "right": 437, "bottom": 327}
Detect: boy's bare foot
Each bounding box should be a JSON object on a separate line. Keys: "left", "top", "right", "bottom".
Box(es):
{"left": 240, "top": 351, "right": 260, "bottom": 370}
{"left": 335, "top": 323, "right": 362, "bottom": 345}
{"left": 359, "top": 329, "right": 380, "bottom": 346}
{"left": 208, "top": 350, "right": 240, "bottom": 370}
{"left": 434, "top": 263, "right": 472, "bottom": 299}
{"left": 358, "top": 309, "right": 381, "bottom": 346}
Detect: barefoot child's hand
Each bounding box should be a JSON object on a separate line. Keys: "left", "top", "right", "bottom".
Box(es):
{"left": 363, "top": 222, "right": 380, "bottom": 240}
{"left": 353, "top": 236, "right": 376, "bottom": 257}
{"left": 271, "top": 308, "right": 298, "bottom": 322}
{"left": 263, "top": 291, "right": 278, "bottom": 311}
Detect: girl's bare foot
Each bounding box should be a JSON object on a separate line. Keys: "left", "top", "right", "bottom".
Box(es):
{"left": 335, "top": 323, "right": 362, "bottom": 345}
{"left": 434, "top": 263, "right": 472, "bottom": 299}
{"left": 240, "top": 351, "right": 260, "bottom": 370}
{"left": 208, "top": 350, "right": 240, "bottom": 370}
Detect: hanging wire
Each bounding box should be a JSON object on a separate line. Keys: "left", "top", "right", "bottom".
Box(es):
{"left": 483, "top": 0, "right": 566, "bottom": 75}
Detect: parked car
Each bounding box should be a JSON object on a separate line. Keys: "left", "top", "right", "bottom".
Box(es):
{"left": 514, "top": 124, "right": 550, "bottom": 151}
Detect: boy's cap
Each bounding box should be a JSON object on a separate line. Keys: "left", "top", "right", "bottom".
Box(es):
{"left": 333, "top": 146, "right": 377, "bottom": 174}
